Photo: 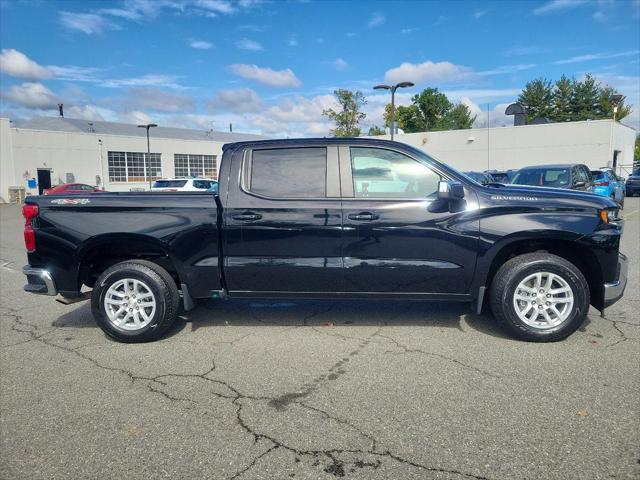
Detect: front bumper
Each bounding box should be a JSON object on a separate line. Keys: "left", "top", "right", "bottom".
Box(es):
{"left": 626, "top": 184, "right": 640, "bottom": 195}
{"left": 603, "top": 253, "right": 628, "bottom": 308}
{"left": 22, "top": 266, "right": 58, "bottom": 296}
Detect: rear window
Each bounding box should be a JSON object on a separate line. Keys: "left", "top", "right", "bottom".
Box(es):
{"left": 590, "top": 170, "right": 605, "bottom": 180}
{"left": 153, "top": 180, "right": 187, "bottom": 188}
{"left": 248, "top": 147, "right": 327, "bottom": 198}
{"left": 512, "top": 168, "right": 570, "bottom": 187}
{"left": 193, "top": 180, "right": 212, "bottom": 189}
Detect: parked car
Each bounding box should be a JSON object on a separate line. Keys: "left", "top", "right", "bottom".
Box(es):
{"left": 511, "top": 164, "right": 594, "bottom": 191}
{"left": 484, "top": 170, "right": 511, "bottom": 183}
{"left": 207, "top": 181, "right": 219, "bottom": 193}
{"left": 151, "top": 178, "right": 216, "bottom": 192}
{"left": 43, "top": 183, "right": 106, "bottom": 195}
{"left": 463, "top": 171, "right": 493, "bottom": 185}
{"left": 22, "top": 138, "right": 627, "bottom": 344}
{"left": 625, "top": 167, "right": 640, "bottom": 197}
{"left": 590, "top": 169, "right": 625, "bottom": 207}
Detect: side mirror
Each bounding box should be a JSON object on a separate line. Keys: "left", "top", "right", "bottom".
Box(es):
{"left": 437, "top": 180, "right": 465, "bottom": 200}
{"left": 574, "top": 181, "right": 585, "bottom": 188}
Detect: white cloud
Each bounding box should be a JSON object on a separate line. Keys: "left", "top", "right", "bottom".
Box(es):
{"left": 384, "top": 60, "right": 473, "bottom": 85}
{"left": 208, "top": 88, "right": 264, "bottom": 113}
{"left": 367, "top": 12, "right": 385, "bottom": 28}
{"left": 235, "top": 38, "right": 263, "bottom": 51}
{"left": 59, "top": 11, "right": 116, "bottom": 35}
{"left": 503, "top": 45, "right": 543, "bottom": 57}
{"left": 443, "top": 88, "right": 522, "bottom": 103}
{"left": 287, "top": 35, "right": 298, "bottom": 47}
{"left": 400, "top": 27, "right": 417, "bottom": 34}
{"left": 65, "top": 104, "right": 117, "bottom": 121}
{"left": 473, "top": 10, "right": 488, "bottom": 19}
{"left": 0, "top": 49, "right": 52, "bottom": 80}
{"left": 477, "top": 64, "right": 536, "bottom": 76}
{"left": 123, "top": 88, "right": 195, "bottom": 113}
{"left": 119, "top": 110, "right": 153, "bottom": 125}
{"left": 1, "top": 82, "right": 59, "bottom": 109}
{"left": 533, "top": 0, "right": 589, "bottom": 15}
{"left": 48, "top": 65, "right": 101, "bottom": 82}
{"left": 197, "top": 0, "right": 236, "bottom": 15}
{"left": 229, "top": 64, "right": 302, "bottom": 88}
{"left": 101, "top": 74, "right": 185, "bottom": 89}
{"left": 333, "top": 58, "right": 349, "bottom": 71}
{"left": 554, "top": 50, "right": 640, "bottom": 64}
{"left": 190, "top": 39, "right": 214, "bottom": 50}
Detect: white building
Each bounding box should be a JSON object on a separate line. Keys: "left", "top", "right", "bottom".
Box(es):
{"left": 0, "top": 116, "right": 265, "bottom": 202}
{"left": 0, "top": 116, "right": 636, "bottom": 203}
{"left": 375, "top": 119, "right": 636, "bottom": 174}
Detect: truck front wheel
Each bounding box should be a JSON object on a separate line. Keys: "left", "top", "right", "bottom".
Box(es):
{"left": 91, "top": 260, "right": 179, "bottom": 343}
{"left": 490, "top": 253, "right": 590, "bottom": 342}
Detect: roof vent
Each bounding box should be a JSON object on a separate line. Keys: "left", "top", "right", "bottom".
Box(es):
{"left": 505, "top": 103, "right": 526, "bottom": 126}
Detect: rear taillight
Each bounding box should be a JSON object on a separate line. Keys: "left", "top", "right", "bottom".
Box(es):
{"left": 594, "top": 181, "right": 609, "bottom": 187}
{"left": 22, "top": 204, "right": 38, "bottom": 253}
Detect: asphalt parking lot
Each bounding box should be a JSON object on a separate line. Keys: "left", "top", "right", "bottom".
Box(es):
{"left": 1, "top": 200, "right": 638, "bottom": 480}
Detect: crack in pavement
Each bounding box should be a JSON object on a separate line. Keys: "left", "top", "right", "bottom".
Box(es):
{"left": 5, "top": 305, "right": 491, "bottom": 480}
{"left": 374, "top": 331, "right": 500, "bottom": 379}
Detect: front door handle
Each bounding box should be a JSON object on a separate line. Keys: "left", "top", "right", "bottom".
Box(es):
{"left": 348, "top": 212, "right": 379, "bottom": 221}
{"left": 232, "top": 212, "right": 262, "bottom": 221}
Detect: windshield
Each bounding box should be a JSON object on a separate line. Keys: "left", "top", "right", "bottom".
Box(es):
{"left": 512, "top": 168, "right": 570, "bottom": 187}
{"left": 153, "top": 180, "right": 187, "bottom": 188}
{"left": 463, "top": 172, "right": 487, "bottom": 184}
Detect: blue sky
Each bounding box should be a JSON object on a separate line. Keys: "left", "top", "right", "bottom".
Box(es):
{"left": 1, "top": 0, "right": 639, "bottom": 136}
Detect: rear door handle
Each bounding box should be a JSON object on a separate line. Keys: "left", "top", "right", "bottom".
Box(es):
{"left": 232, "top": 212, "right": 262, "bottom": 221}
{"left": 348, "top": 212, "right": 379, "bottom": 221}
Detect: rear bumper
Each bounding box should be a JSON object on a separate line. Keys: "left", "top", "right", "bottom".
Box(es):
{"left": 22, "top": 266, "right": 58, "bottom": 296}
{"left": 603, "top": 253, "right": 628, "bottom": 308}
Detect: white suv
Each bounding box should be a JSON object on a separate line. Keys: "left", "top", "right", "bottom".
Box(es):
{"left": 151, "top": 178, "right": 216, "bottom": 192}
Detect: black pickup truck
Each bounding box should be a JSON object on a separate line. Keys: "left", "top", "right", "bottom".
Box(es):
{"left": 22, "top": 138, "right": 628, "bottom": 343}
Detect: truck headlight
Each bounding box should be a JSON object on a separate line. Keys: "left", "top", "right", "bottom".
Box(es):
{"left": 599, "top": 208, "right": 619, "bottom": 224}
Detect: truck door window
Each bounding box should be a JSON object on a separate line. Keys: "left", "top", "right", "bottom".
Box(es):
{"left": 350, "top": 147, "right": 441, "bottom": 199}
{"left": 248, "top": 147, "right": 327, "bottom": 198}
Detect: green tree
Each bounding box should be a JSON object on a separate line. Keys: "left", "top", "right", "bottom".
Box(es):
{"left": 367, "top": 125, "right": 385, "bottom": 136}
{"left": 571, "top": 74, "right": 600, "bottom": 120}
{"left": 518, "top": 78, "right": 554, "bottom": 123}
{"left": 518, "top": 73, "right": 631, "bottom": 123}
{"left": 383, "top": 88, "right": 476, "bottom": 133}
{"left": 597, "top": 85, "right": 631, "bottom": 121}
{"left": 635, "top": 136, "right": 640, "bottom": 163}
{"left": 553, "top": 75, "right": 574, "bottom": 122}
{"left": 440, "top": 103, "right": 476, "bottom": 130}
{"left": 322, "top": 89, "right": 367, "bottom": 137}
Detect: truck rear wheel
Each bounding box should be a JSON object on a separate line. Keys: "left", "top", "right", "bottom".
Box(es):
{"left": 490, "top": 253, "right": 590, "bottom": 342}
{"left": 91, "top": 260, "right": 179, "bottom": 343}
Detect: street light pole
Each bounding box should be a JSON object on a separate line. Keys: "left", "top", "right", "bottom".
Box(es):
{"left": 373, "top": 81, "right": 414, "bottom": 141}
{"left": 137, "top": 123, "right": 157, "bottom": 190}
{"left": 611, "top": 94, "right": 623, "bottom": 122}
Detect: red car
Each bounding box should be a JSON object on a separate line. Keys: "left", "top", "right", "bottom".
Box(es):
{"left": 43, "top": 184, "right": 107, "bottom": 195}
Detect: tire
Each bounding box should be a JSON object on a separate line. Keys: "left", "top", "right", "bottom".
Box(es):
{"left": 490, "top": 253, "right": 590, "bottom": 342}
{"left": 91, "top": 260, "right": 180, "bottom": 343}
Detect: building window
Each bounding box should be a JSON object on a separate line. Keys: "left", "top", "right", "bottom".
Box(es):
{"left": 109, "top": 152, "right": 162, "bottom": 182}
{"left": 108, "top": 151, "right": 162, "bottom": 183}
{"left": 174, "top": 154, "right": 217, "bottom": 179}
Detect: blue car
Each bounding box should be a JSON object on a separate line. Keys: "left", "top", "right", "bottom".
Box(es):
{"left": 590, "top": 169, "right": 625, "bottom": 207}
